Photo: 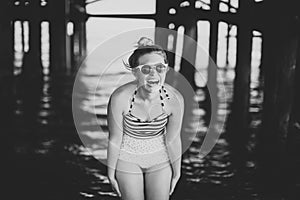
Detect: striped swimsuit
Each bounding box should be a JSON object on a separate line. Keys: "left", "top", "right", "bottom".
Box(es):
{"left": 119, "top": 86, "right": 170, "bottom": 169}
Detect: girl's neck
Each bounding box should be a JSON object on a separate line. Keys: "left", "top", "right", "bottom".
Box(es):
{"left": 137, "top": 86, "right": 161, "bottom": 103}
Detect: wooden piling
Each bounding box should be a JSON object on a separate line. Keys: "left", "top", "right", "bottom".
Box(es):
{"left": 72, "top": 19, "right": 87, "bottom": 71}
{"left": 220, "top": 3, "right": 253, "bottom": 184}
{"left": 0, "top": 1, "right": 13, "bottom": 77}
{"left": 257, "top": 1, "right": 299, "bottom": 195}
{"left": 70, "top": 0, "right": 88, "bottom": 73}
{"left": 205, "top": 0, "right": 219, "bottom": 127}
{"left": 154, "top": 0, "right": 170, "bottom": 50}
{"left": 49, "top": 0, "right": 67, "bottom": 76}
{"left": 286, "top": 18, "right": 300, "bottom": 199}
{"left": 226, "top": 1, "right": 253, "bottom": 150}
{"left": 180, "top": 9, "right": 197, "bottom": 89}
{"left": 18, "top": 1, "right": 43, "bottom": 77}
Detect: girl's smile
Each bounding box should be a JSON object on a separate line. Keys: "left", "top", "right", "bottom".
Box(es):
{"left": 134, "top": 53, "right": 168, "bottom": 93}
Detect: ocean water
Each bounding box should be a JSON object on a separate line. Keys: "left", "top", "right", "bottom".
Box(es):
{"left": 6, "top": 17, "right": 287, "bottom": 200}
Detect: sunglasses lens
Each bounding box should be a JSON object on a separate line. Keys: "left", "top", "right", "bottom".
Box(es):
{"left": 141, "top": 65, "right": 151, "bottom": 74}
{"left": 156, "top": 64, "right": 166, "bottom": 73}
{"left": 139, "top": 64, "right": 167, "bottom": 74}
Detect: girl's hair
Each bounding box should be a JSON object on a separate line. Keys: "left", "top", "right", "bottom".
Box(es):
{"left": 127, "top": 37, "right": 168, "bottom": 68}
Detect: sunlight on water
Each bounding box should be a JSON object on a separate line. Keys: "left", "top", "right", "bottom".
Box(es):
{"left": 85, "top": 18, "right": 155, "bottom": 75}
{"left": 41, "top": 21, "right": 50, "bottom": 70}
{"left": 174, "top": 25, "right": 185, "bottom": 71}
{"left": 217, "top": 22, "right": 228, "bottom": 68}
{"left": 3, "top": 4, "right": 273, "bottom": 198}
{"left": 83, "top": 18, "right": 263, "bottom": 164}
{"left": 13, "top": 21, "right": 24, "bottom": 74}
{"left": 9, "top": 14, "right": 264, "bottom": 199}
{"left": 196, "top": 21, "right": 210, "bottom": 69}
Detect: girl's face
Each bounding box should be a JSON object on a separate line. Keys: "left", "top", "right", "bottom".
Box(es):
{"left": 133, "top": 53, "right": 168, "bottom": 92}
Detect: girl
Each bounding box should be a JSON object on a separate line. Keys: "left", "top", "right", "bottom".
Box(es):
{"left": 107, "top": 37, "right": 184, "bottom": 200}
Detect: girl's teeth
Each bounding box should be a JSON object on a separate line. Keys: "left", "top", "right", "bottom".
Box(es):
{"left": 148, "top": 80, "right": 158, "bottom": 84}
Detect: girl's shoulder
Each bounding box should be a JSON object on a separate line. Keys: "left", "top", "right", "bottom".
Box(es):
{"left": 163, "top": 83, "right": 184, "bottom": 105}
{"left": 108, "top": 81, "right": 137, "bottom": 114}
{"left": 109, "top": 81, "right": 136, "bottom": 101}
{"left": 163, "top": 84, "right": 184, "bottom": 114}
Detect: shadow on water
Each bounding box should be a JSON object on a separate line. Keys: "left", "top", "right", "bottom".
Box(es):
{"left": 4, "top": 36, "right": 298, "bottom": 200}
{"left": 1, "top": 74, "right": 114, "bottom": 200}
{"left": 2, "top": 2, "right": 299, "bottom": 200}
{"left": 1, "top": 56, "right": 290, "bottom": 200}
{"left": 1, "top": 66, "right": 268, "bottom": 200}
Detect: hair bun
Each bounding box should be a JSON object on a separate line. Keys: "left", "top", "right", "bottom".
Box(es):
{"left": 136, "top": 37, "right": 154, "bottom": 48}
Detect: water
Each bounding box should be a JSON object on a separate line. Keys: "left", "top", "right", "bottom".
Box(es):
{"left": 5, "top": 16, "right": 288, "bottom": 200}
{"left": 3, "top": 66, "right": 280, "bottom": 200}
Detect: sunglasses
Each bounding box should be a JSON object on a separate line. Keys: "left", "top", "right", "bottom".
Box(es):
{"left": 134, "top": 63, "right": 168, "bottom": 75}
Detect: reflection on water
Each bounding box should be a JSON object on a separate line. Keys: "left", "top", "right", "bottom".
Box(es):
{"left": 5, "top": 63, "right": 272, "bottom": 200}
{"left": 5, "top": 14, "right": 287, "bottom": 200}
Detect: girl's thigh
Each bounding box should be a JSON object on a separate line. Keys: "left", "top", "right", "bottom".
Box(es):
{"left": 144, "top": 163, "right": 172, "bottom": 200}
{"left": 115, "top": 159, "right": 144, "bottom": 200}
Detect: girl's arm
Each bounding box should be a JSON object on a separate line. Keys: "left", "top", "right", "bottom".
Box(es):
{"left": 107, "top": 91, "right": 124, "bottom": 196}
{"left": 165, "top": 89, "right": 184, "bottom": 193}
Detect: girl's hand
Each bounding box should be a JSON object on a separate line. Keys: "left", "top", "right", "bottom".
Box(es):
{"left": 169, "top": 174, "right": 181, "bottom": 195}
{"left": 108, "top": 175, "right": 121, "bottom": 197}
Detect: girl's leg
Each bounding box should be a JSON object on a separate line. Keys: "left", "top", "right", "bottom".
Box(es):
{"left": 144, "top": 162, "right": 172, "bottom": 200}
{"left": 115, "top": 159, "right": 144, "bottom": 200}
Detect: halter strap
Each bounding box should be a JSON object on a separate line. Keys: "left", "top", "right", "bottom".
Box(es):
{"left": 128, "top": 88, "right": 138, "bottom": 113}
{"left": 128, "top": 85, "right": 169, "bottom": 113}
